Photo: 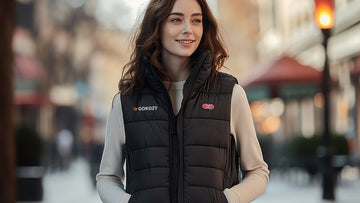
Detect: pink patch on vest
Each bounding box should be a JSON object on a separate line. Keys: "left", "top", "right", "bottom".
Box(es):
{"left": 202, "top": 103, "right": 215, "bottom": 110}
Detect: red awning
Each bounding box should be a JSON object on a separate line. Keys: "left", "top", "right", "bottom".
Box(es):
{"left": 241, "top": 56, "right": 324, "bottom": 100}
{"left": 243, "top": 55, "right": 322, "bottom": 88}
{"left": 14, "top": 93, "right": 52, "bottom": 106}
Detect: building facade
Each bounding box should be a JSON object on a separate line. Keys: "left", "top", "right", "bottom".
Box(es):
{"left": 256, "top": 0, "right": 360, "bottom": 157}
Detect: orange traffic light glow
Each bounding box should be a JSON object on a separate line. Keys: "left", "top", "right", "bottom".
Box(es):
{"left": 314, "top": 0, "right": 334, "bottom": 29}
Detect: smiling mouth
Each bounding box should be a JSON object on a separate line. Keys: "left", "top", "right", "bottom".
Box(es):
{"left": 176, "top": 40, "right": 195, "bottom": 44}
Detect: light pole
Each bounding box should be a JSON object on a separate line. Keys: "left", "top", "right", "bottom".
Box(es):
{"left": 314, "top": 0, "right": 335, "bottom": 200}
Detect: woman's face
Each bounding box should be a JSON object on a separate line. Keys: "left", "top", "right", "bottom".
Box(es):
{"left": 160, "top": 0, "right": 203, "bottom": 59}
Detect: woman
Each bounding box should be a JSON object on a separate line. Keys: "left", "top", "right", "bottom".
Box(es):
{"left": 96, "top": 0, "right": 269, "bottom": 202}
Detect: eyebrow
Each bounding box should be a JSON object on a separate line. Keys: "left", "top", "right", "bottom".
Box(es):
{"left": 168, "top": 12, "right": 203, "bottom": 17}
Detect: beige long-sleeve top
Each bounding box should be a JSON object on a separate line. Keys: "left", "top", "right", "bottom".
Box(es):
{"left": 96, "top": 82, "right": 269, "bottom": 203}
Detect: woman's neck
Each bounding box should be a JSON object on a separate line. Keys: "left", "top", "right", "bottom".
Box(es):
{"left": 162, "top": 55, "right": 191, "bottom": 82}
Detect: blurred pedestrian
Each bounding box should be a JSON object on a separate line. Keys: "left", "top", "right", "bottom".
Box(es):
{"left": 97, "top": 0, "right": 269, "bottom": 202}
{"left": 56, "top": 129, "right": 74, "bottom": 170}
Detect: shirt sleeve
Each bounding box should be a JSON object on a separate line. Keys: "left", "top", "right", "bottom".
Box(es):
{"left": 223, "top": 84, "right": 270, "bottom": 203}
{"left": 96, "top": 93, "right": 131, "bottom": 203}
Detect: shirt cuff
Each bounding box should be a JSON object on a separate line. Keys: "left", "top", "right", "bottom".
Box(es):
{"left": 224, "top": 188, "right": 240, "bottom": 203}
{"left": 120, "top": 193, "right": 131, "bottom": 203}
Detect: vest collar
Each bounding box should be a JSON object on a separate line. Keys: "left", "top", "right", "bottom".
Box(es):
{"left": 143, "top": 50, "right": 212, "bottom": 99}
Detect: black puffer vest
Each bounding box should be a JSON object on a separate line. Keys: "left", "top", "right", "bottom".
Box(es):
{"left": 121, "top": 52, "right": 239, "bottom": 203}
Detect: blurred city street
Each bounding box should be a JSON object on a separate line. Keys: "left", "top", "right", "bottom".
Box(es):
{"left": 41, "top": 158, "right": 360, "bottom": 203}
{"left": 42, "top": 158, "right": 101, "bottom": 203}
{"left": 2, "top": 0, "right": 360, "bottom": 203}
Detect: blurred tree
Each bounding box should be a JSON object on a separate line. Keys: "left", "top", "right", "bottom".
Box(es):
{"left": 0, "top": 0, "right": 16, "bottom": 202}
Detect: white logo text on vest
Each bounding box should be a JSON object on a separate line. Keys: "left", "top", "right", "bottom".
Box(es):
{"left": 137, "top": 106, "right": 158, "bottom": 111}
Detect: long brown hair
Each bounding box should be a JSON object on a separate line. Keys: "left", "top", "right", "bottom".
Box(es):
{"left": 119, "top": 0, "right": 228, "bottom": 95}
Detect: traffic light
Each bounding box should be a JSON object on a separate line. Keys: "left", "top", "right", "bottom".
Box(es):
{"left": 314, "top": 0, "right": 334, "bottom": 29}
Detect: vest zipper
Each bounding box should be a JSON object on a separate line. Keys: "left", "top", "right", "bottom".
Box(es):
{"left": 167, "top": 95, "right": 183, "bottom": 203}
{"left": 176, "top": 98, "right": 187, "bottom": 203}
{"left": 159, "top": 83, "right": 180, "bottom": 203}
{"left": 160, "top": 80, "right": 187, "bottom": 203}
{"left": 176, "top": 111, "right": 184, "bottom": 203}
{"left": 169, "top": 113, "right": 179, "bottom": 203}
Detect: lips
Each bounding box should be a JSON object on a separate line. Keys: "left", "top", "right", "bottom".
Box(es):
{"left": 176, "top": 39, "right": 195, "bottom": 44}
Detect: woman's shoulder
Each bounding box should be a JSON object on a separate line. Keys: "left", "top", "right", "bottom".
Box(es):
{"left": 208, "top": 72, "right": 239, "bottom": 93}
{"left": 216, "top": 72, "right": 238, "bottom": 84}
{"left": 231, "top": 84, "right": 249, "bottom": 104}
{"left": 232, "top": 83, "right": 246, "bottom": 95}
{"left": 111, "top": 93, "right": 122, "bottom": 109}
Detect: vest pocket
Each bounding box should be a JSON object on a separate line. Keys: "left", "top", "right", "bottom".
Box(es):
{"left": 129, "top": 187, "right": 170, "bottom": 203}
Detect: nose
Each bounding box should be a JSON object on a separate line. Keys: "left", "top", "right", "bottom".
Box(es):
{"left": 182, "top": 21, "right": 193, "bottom": 34}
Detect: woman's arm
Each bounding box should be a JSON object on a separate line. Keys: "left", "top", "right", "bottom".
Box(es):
{"left": 224, "top": 84, "right": 270, "bottom": 203}
{"left": 96, "top": 94, "right": 131, "bottom": 203}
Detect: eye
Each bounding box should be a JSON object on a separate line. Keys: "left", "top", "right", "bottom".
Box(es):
{"left": 192, "top": 18, "right": 202, "bottom": 24}
{"left": 170, "top": 18, "right": 182, "bottom": 23}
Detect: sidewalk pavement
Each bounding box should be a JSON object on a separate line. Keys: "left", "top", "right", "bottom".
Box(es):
{"left": 254, "top": 169, "right": 360, "bottom": 203}
{"left": 42, "top": 158, "right": 101, "bottom": 203}
{"left": 42, "top": 159, "right": 360, "bottom": 203}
